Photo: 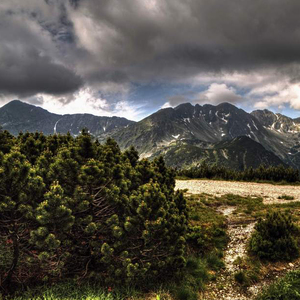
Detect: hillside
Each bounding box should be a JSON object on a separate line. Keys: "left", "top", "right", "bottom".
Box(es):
{"left": 151, "top": 136, "right": 285, "bottom": 169}
{"left": 0, "top": 100, "right": 133, "bottom": 136}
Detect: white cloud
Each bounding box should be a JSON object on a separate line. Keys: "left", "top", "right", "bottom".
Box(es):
{"left": 29, "top": 88, "right": 108, "bottom": 116}
{"left": 254, "top": 83, "right": 300, "bottom": 110}
{"left": 161, "top": 102, "right": 172, "bottom": 108}
{"left": 18, "top": 88, "right": 143, "bottom": 121}
{"left": 196, "top": 83, "right": 243, "bottom": 105}
{"left": 161, "top": 83, "right": 243, "bottom": 108}
{"left": 114, "top": 100, "right": 145, "bottom": 120}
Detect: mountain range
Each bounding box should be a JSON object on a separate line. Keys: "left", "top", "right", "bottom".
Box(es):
{"left": 1, "top": 100, "right": 300, "bottom": 170}
{"left": 0, "top": 100, "right": 133, "bottom": 137}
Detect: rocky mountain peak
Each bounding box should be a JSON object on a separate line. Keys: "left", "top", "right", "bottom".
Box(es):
{"left": 251, "top": 109, "right": 300, "bottom": 134}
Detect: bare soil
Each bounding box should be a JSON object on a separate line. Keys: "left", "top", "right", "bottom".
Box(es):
{"left": 176, "top": 179, "right": 300, "bottom": 204}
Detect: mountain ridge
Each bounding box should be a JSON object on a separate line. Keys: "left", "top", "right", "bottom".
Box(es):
{"left": 1, "top": 100, "right": 299, "bottom": 170}
{"left": 0, "top": 100, "right": 134, "bottom": 137}
{"left": 112, "top": 102, "right": 300, "bottom": 168}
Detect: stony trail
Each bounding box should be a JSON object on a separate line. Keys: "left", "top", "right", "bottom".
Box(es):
{"left": 201, "top": 206, "right": 300, "bottom": 300}
{"left": 176, "top": 179, "right": 300, "bottom": 204}
{"left": 175, "top": 179, "right": 300, "bottom": 299}
{"left": 200, "top": 206, "right": 257, "bottom": 300}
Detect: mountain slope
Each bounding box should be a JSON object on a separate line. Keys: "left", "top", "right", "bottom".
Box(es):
{"left": 0, "top": 100, "right": 133, "bottom": 136}
{"left": 251, "top": 109, "right": 300, "bottom": 134}
{"left": 112, "top": 102, "right": 300, "bottom": 169}
{"left": 251, "top": 109, "right": 300, "bottom": 168}
{"left": 150, "top": 136, "right": 286, "bottom": 169}
{"left": 113, "top": 102, "right": 266, "bottom": 155}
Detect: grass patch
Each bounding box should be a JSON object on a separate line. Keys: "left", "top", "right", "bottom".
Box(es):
{"left": 219, "top": 194, "right": 264, "bottom": 214}
{"left": 186, "top": 195, "right": 228, "bottom": 255}
{"left": 256, "top": 270, "right": 300, "bottom": 300}
{"left": 190, "top": 193, "right": 300, "bottom": 222}
{"left": 205, "top": 250, "right": 225, "bottom": 271}
{"left": 173, "top": 257, "right": 209, "bottom": 300}
{"left": 173, "top": 194, "right": 229, "bottom": 299}
{"left": 188, "top": 195, "right": 226, "bottom": 226}
{"left": 233, "top": 255, "right": 262, "bottom": 288}
{"left": 4, "top": 282, "right": 174, "bottom": 300}
{"left": 6, "top": 282, "right": 132, "bottom": 300}
{"left": 6, "top": 260, "right": 212, "bottom": 300}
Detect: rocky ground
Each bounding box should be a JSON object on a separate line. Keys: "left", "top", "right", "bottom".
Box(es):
{"left": 176, "top": 179, "right": 300, "bottom": 204}
{"left": 176, "top": 179, "right": 300, "bottom": 300}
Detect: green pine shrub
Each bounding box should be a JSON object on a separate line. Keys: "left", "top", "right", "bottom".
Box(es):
{"left": 0, "top": 131, "right": 188, "bottom": 293}
{"left": 249, "top": 211, "right": 300, "bottom": 261}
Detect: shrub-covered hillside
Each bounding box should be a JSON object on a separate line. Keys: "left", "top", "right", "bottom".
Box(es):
{"left": 0, "top": 129, "right": 188, "bottom": 293}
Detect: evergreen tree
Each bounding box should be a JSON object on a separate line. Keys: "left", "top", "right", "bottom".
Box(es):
{"left": 0, "top": 129, "right": 15, "bottom": 154}
{"left": 249, "top": 211, "right": 300, "bottom": 261}
{"left": 47, "top": 147, "right": 80, "bottom": 195}
{"left": 0, "top": 149, "right": 44, "bottom": 290}
{"left": 30, "top": 182, "right": 75, "bottom": 279}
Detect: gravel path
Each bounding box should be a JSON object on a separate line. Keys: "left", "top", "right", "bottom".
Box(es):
{"left": 176, "top": 179, "right": 300, "bottom": 204}
{"left": 201, "top": 206, "right": 257, "bottom": 300}
{"left": 201, "top": 206, "right": 300, "bottom": 300}
{"left": 176, "top": 179, "right": 300, "bottom": 299}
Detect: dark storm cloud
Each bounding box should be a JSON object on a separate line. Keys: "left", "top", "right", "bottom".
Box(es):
{"left": 0, "top": 1, "right": 82, "bottom": 98}
{"left": 2, "top": 0, "right": 300, "bottom": 111}
{"left": 70, "top": 0, "right": 300, "bottom": 82}
{"left": 0, "top": 44, "right": 82, "bottom": 96}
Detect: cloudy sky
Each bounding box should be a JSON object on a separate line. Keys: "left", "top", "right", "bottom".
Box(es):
{"left": 1, "top": 0, "right": 300, "bottom": 120}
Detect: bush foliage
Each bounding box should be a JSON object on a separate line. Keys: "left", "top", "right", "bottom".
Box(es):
{"left": 0, "top": 129, "right": 188, "bottom": 293}
{"left": 249, "top": 211, "right": 300, "bottom": 261}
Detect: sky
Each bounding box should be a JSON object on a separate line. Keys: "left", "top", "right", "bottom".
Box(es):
{"left": 1, "top": 0, "right": 300, "bottom": 121}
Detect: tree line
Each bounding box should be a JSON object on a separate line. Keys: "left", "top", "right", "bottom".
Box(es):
{"left": 178, "top": 162, "right": 300, "bottom": 183}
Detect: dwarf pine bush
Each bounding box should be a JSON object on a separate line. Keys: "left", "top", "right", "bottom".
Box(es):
{"left": 0, "top": 130, "right": 188, "bottom": 292}
{"left": 249, "top": 211, "right": 300, "bottom": 261}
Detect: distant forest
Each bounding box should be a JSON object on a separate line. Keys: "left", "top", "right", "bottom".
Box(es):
{"left": 178, "top": 163, "right": 300, "bottom": 183}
